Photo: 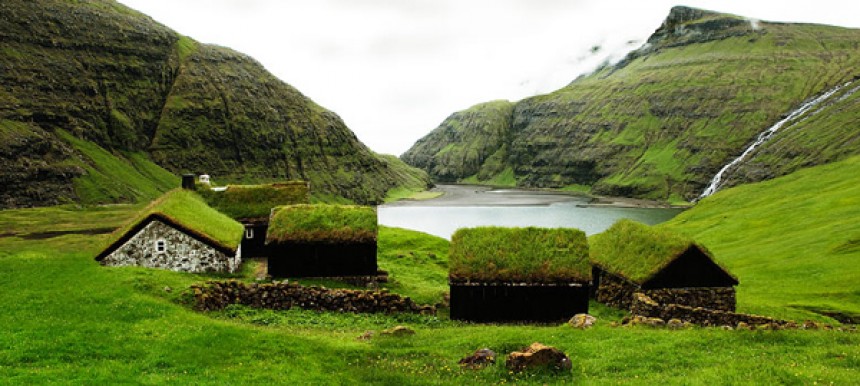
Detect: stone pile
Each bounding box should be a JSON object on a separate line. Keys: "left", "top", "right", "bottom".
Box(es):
{"left": 191, "top": 280, "right": 436, "bottom": 315}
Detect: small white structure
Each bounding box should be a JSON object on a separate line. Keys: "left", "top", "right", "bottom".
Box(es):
{"left": 199, "top": 174, "right": 211, "bottom": 185}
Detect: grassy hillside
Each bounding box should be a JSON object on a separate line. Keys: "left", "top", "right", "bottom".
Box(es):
{"left": 402, "top": 6, "right": 860, "bottom": 201}
{"left": 0, "top": 0, "right": 429, "bottom": 208}
{"left": 1, "top": 204, "right": 858, "bottom": 384}
{"left": 401, "top": 100, "right": 514, "bottom": 182}
{"left": 664, "top": 155, "right": 860, "bottom": 321}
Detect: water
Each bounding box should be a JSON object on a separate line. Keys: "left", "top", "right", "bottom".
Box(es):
{"left": 378, "top": 186, "right": 683, "bottom": 239}
{"left": 699, "top": 81, "right": 856, "bottom": 199}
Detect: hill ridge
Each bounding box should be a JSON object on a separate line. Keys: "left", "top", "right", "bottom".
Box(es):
{"left": 0, "top": 0, "right": 428, "bottom": 208}
{"left": 402, "top": 6, "right": 860, "bottom": 201}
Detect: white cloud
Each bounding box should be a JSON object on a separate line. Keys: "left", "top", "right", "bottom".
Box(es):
{"left": 118, "top": 0, "right": 860, "bottom": 155}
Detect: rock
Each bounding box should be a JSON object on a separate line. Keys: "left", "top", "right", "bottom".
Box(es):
{"left": 458, "top": 348, "right": 496, "bottom": 369}
{"left": 505, "top": 342, "right": 572, "bottom": 373}
{"left": 163, "top": 286, "right": 172, "bottom": 293}
{"left": 356, "top": 330, "right": 374, "bottom": 341}
{"left": 381, "top": 325, "right": 415, "bottom": 337}
{"left": 645, "top": 317, "right": 666, "bottom": 327}
{"left": 667, "top": 318, "right": 685, "bottom": 329}
{"left": 568, "top": 313, "right": 597, "bottom": 329}
{"left": 736, "top": 322, "right": 751, "bottom": 330}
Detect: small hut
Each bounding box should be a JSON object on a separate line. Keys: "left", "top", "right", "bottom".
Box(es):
{"left": 265, "top": 204, "right": 378, "bottom": 278}
{"left": 589, "top": 220, "right": 738, "bottom": 311}
{"left": 95, "top": 189, "right": 244, "bottom": 273}
{"left": 448, "top": 227, "right": 591, "bottom": 323}
{"left": 198, "top": 182, "right": 310, "bottom": 258}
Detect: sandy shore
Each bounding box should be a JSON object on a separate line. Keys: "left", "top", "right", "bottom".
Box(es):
{"left": 383, "top": 184, "right": 683, "bottom": 208}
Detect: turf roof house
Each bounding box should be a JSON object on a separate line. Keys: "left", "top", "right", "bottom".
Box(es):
{"left": 589, "top": 220, "right": 739, "bottom": 312}
{"left": 95, "top": 189, "right": 244, "bottom": 273}
{"left": 265, "top": 204, "right": 378, "bottom": 278}
{"left": 448, "top": 227, "right": 591, "bottom": 323}
{"left": 198, "top": 181, "right": 310, "bottom": 258}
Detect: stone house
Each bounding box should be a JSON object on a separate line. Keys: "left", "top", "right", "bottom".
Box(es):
{"left": 589, "top": 219, "right": 738, "bottom": 311}
{"left": 265, "top": 204, "right": 378, "bottom": 278}
{"left": 95, "top": 189, "right": 244, "bottom": 273}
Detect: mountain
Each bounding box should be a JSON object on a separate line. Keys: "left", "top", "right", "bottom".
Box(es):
{"left": 0, "top": 0, "right": 429, "bottom": 209}
{"left": 402, "top": 6, "right": 860, "bottom": 201}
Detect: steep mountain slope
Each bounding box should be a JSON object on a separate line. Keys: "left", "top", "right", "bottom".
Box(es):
{"left": 0, "top": 0, "right": 428, "bottom": 208}
{"left": 662, "top": 155, "right": 860, "bottom": 321}
{"left": 401, "top": 100, "right": 514, "bottom": 182}
{"left": 403, "top": 6, "right": 860, "bottom": 201}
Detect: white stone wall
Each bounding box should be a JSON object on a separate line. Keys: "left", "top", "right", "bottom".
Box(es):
{"left": 101, "top": 219, "right": 241, "bottom": 273}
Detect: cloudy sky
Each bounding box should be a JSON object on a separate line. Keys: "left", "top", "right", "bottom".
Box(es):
{"left": 118, "top": 0, "right": 860, "bottom": 155}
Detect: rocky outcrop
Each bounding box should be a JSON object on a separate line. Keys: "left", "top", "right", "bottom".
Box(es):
{"left": 191, "top": 280, "right": 436, "bottom": 315}
{"left": 402, "top": 6, "right": 860, "bottom": 200}
{"left": 0, "top": 0, "right": 429, "bottom": 208}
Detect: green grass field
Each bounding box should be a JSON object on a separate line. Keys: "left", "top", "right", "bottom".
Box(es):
{"left": 1, "top": 183, "right": 859, "bottom": 384}
{"left": 664, "top": 155, "right": 860, "bottom": 322}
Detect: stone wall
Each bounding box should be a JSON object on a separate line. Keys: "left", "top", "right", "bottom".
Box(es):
{"left": 595, "top": 271, "right": 640, "bottom": 310}
{"left": 645, "top": 287, "right": 735, "bottom": 312}
{"left": 191, "top": 280, "right": 436, "bottom": 315}
{"left": 595, "top": 270, "right": 736, "bottom": 311}
{"left": 631, "top": 293, "right": 783, "bottom": 327}
{"left": 101, "top": 219, "right": 240, "bottom": 273}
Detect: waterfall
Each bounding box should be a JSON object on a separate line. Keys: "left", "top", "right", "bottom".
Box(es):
{"left": 698, "top": 80, "right": 856, "bottom": 200}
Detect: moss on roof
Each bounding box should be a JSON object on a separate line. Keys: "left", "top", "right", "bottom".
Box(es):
{"left": 266, "top": 204, "right": 377, "bottom": 244}
{"left": 97, "top": 189, "right": 244, "bottom": 258}
{"left": 198, "top": 181, "right": 310, "bottom": 220}
{"left": 448, "top": 227, "right": 591, "bottom": 284}
{"left": 589, "top": 219, "right": 705, "bottom": 284}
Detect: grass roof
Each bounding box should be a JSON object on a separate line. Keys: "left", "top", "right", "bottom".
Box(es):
{"left": 266, "top": 204, "right": 377, "bottom": 244}
{"left": 96, "top": 189, "right": 244, "bottom": 259}
{"left": 198, "top": 182, "right": 310, "bottom": 220}
{"left": 448, "top": 227, "right": 591, "bottom": 284}
{"left": 589, "top": 219, "right": 706, "bottom": 284}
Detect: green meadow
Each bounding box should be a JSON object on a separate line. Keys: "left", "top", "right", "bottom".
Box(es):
{"left": 2, "top": 157, "right": 860, "bottom": 384}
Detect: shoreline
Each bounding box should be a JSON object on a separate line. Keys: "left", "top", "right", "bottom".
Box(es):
{"left": 383, "top": 184, "right": 689, "bottom": 209}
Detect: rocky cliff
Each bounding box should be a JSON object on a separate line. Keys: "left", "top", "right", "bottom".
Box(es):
{"left": 0, "top": 0, "right": 428, "bottom": 208}
{"left": 403, "top": 6, "right": 860, "bottom": 200}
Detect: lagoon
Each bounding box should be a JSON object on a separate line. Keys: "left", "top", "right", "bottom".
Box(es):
{"left": 378, "top": 185, "right": 684, "bottom": 239}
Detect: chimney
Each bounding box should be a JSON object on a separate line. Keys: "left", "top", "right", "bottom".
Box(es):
{"left": 181, "top": 174, "right": 196, "bottom": 190}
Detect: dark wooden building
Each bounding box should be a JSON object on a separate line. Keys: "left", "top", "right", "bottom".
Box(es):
{"left": 448, "top": 227, "right": 591, "bottom": 323}
{"left": 197, "top": 181, "right": 310, "bottom": 258}
{"left": 589, "top": 220, "right": 738, "bottom": 311}
{"left": 265, "top": 204, "right": 378, "bottom": 278}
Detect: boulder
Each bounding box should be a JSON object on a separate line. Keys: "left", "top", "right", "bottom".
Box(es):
{"left": 458, "top": 348, "right": 496, "bottom": 369}
{"left": 505, "top": 342, "right": 571, "bottom": 373}
{"left": 568, "top": 314, "right": 597, "bottom": 329}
